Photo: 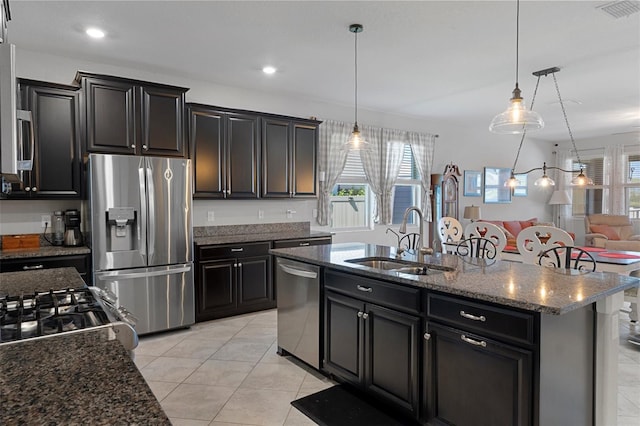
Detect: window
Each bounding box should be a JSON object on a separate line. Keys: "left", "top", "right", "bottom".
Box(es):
{"left": 570, "top": 152, "right": 640, "bottom": 218}
{"left": 330, "top": 144, "right": 420, "bottom": 229}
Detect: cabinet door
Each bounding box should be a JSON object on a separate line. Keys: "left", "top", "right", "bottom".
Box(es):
{"left": 197, "top": 259, "right": 236, "bottom": 321}
{"left": 188, "top": 106, "right": 226, "bottom": 198}
{"left": 292, "top": 122, "right": 317, "bottom": 197}
{"left": 84, "top": 77, "right": 137, "bottom": 154}
{"left": 323, "top": 291, "right": 364, "bottom": 385}
{"left": 227, "top": 113, "right": 259, "bottom": 198}
{"left": 140, "top": 85, "right": 186, "bottom": 157}
{"left": 261, "top": 118, "right": 291, "bottom": 198}
{"left": 237, "top": 255, "right": 272, "bottom": 307}
{"left": 424, "top": 322, "right": 533, "bottom": 426}
{"left": 365, "top": 304, "right": 421, "bottom": 415}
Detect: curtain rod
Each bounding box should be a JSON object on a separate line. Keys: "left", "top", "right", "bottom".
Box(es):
{"left": 555, "top": 143, "right": 638, "bottom": 153}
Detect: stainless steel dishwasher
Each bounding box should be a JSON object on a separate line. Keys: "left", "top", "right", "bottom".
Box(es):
{"left": 276, "top": 257, "right": 320, "bottom": 369}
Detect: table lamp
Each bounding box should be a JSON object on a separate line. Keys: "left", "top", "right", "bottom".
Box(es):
{"left": 548, "top": 190, "right": 572, "bottom": 227}
{"left": 463, "top": 205, "right": 481, "bottom": 222}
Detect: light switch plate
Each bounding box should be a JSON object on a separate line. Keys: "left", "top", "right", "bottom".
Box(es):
{"left": 207, "top": 211, "right": 215, "bottom": 222}
{"left": 258, "top": 210, "right": 264, "bottom": 219}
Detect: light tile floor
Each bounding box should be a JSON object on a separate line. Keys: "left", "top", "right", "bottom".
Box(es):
{"left": 136, "top": 306, "right": 640, "bottom": 426}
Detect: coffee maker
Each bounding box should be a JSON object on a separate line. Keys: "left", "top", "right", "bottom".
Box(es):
{"left": 64, "top": 209, "right": 83, "bottom": 246}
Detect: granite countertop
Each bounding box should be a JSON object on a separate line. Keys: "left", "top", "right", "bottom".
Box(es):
{"left": 0, "top": 267, "right": 86, "bottom": 295}
{"left": 0, "top": 244, "right": 90, "bottom": 260}
{"left": 0, "top": 328, "right": 170, "bottom": 425}
{"left": 271, "top": 242, "right": 640, "bottom": 315}
{"left": 195, "top": 230, "right": 332, "bottom": 246}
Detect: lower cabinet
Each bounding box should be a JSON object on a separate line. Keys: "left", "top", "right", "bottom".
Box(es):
{"left": 323, "top": 275, "right": 421, "bottom": 418}
{"left": 196, "top": 242, "right": 273, "bottom": 321}
{"left": 424, "top": 294, "right": 534, "bottom": 426}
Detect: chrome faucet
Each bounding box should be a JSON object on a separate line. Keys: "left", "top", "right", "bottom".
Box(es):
{"left": 399, "top": 206, "right": 432, "bottom": 255}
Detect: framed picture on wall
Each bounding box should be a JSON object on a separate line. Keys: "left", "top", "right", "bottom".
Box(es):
{"left": 463, "top": 170, "right": 482, "bottom": 197}
{"left": 483, "top": 167, "right": 512, "bottom": 204}
{"left": 513, "top": 174, "right": 528, "bottom": 197}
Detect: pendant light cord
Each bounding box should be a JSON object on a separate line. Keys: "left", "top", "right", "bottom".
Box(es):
{"left": 354, "top": 28, "right": 359, "bottom": 126}
{"left": 515, "top": 0, "right": 520, "bottom": 87}
{"left": 552, "top": 72, "right": 582, "bottom": 166}
{"left": 510, "top": 75, "right": 541, "bottom": 172}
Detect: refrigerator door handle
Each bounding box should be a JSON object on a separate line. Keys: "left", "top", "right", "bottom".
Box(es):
{"left": 138, "top": 164, "right": 148, "bottom": 263}
{"left": 96, "top": 264, "right": 192, "bottom": 281}
{"left": 146, "top": 160, "right": 156, "bottom": 261}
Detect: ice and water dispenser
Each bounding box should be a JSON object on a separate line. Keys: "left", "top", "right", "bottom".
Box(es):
{"left": 106, "top": 207, "right": 137, "bottom": 251}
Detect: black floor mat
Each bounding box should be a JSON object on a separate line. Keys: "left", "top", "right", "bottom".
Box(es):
{"left": 291, "top": 385, "right": 415, "bottom": 426}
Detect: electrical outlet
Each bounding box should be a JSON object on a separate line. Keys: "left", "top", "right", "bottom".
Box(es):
{"left": 41, "top": 215, "right": 50, "bottom": 228}
{"left": 207, "top": 211, "right": 215, "bottom": 222}
{"left": 258, "top": 210, "right": 264, "bottom": 219}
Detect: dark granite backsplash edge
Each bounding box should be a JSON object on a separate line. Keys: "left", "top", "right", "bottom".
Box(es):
{"left": 193, "top": 221, "right": 310, "bottom": 237}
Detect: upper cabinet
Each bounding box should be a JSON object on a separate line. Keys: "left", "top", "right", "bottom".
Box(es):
{"left": 261, "top": 118, "right": 318, "bottom": 198}
{"left": 76, "top": 72, "right": 188, "bottom": 157}
{"left": 7, "top": 79, "right": 82, "bottom": 199}
{"left": 188, "top": 104, "right": 260, "bottom": 199}
{"left": 188, "top": 104, "right": 319, "bottom": 200}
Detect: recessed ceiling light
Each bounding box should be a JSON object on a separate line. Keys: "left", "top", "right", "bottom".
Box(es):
{"left": 262, "top": 66, "right": 277, "bottom": 75}
{"left": 86, "top": 28, "right": 105, "bottom": 39}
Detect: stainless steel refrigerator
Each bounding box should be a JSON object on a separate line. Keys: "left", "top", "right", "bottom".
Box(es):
{"left": 88, "top": 153, "right": 194, "bottom": 335}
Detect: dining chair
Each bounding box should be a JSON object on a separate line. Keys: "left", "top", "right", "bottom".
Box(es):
{"left": 537, "top": 246, "right": 597, "bottom": 272}
{"left": 455, "top": 237, "right": 498, "bottom": 259}
{"left": 438, "top": 216, "right": 463, "bottom": 253}
{"left": 516, "top": 225, "right": 574, "bottom": 265}
{"left": 399, "top": 233, "right": 421, "bottom": 250}
{"left": 464, "top": 221, "right": 508, "bottom": 255}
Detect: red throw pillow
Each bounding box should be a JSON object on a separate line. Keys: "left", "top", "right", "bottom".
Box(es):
{"left": 590, "top": 224, "right": 620, "bottom": 240}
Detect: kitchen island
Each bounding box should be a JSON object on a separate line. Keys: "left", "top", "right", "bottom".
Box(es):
{"left": 0, "top": 268, "right": 169, "bottom": 425}
{"left": 271, "top": 243, "right": 639, "bottom": 426}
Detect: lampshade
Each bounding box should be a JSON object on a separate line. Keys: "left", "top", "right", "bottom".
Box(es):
{"left": 548, "top": 190, "right": 572, "bottom": 205}
{"left": 463, "top": 205, "right": 481, "bottom": 221}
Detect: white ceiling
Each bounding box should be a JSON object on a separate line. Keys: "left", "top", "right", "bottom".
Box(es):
{"left": 5, "top": 0, "right": 640, "bottom": 143}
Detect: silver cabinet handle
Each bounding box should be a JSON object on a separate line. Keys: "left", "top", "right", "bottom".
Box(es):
{"left": 460, "top": 310, "right": 486, "bottom": 322}
{"left": 23, "top": 264, "right": 44, "bottom": 270}
{"left": 357, "top": 311, "right": 363, "bottom": 318}
{"left": 424, "top": 333, "right": 431, "bottom": 340}
{"left": 299, "top": 242, "right": 310, "bottom": 246}
{"left": 461, "top": 334, "right": 487, "bottom": 347}
{"left": 142, "top": 144, "right": 148, "bottom": 150}
{"left": 234, "top": 263, "right": 238, "bottom": 268}
{"left": 357, "top": 285, "right": 372, "bottom": 293}
{"left": 362, "top": 312, "right": 369, "bottom": 319}
{"left": 24, "top": 186, "right": 31, "bottom": 191}
{"left": 31, "top": 187, "right": 36, "bottom": 192}
{"left": 238, "top": 263, "right": 242, "bottom": 267}
{"left": 131, "top": 144, "right": 136, "bottom": 149}
{"left": 231, "top": 248, "right": 244, "bottom": 252}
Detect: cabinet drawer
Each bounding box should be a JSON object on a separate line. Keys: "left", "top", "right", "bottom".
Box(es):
{"left": 0, "top": 255, "right": 90, "bottom": 283}
{"left": 427, "top": 293, "right": 535, "bottom": 346}
{"left": 273, "top": 237, "right": 332, "bottom": 248}
{"left": 325, "top": 269, "right": 421, "bottom": 314}
{"left": 198, "top": 242, "right": 271, "bottom": 261}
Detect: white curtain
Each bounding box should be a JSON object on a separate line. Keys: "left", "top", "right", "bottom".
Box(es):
{"left": 555, "top": 150, "right": 572, "bottom": 225}
{"left": 360, "top": 127, "right": 405, "bottom": 225}
{"left": 603, "top": 144, "right": 626, "bottom": 215}
{"left": 316, "top": 120, "right": 351, "bottom": 226}
{"left": 408, "top": 132, "right": 436, "bottom": 221}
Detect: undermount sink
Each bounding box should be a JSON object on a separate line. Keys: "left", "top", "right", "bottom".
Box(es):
{"left": 345, "top": 257, "right": 455, "bottom": 275}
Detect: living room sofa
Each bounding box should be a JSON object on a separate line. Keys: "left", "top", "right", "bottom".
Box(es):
{"left": 480, "top": 218, "right": 574, "bottom": 248}
{"left": 585, "top": 214, "right": 640, "bottom": 252}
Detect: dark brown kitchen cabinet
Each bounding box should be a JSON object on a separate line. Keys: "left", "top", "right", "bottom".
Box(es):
{"left": 0, "top": 253, "right": 91, "bottom": 284}
{"left": 424, "top": 293, "right": 534, "bottom": 426}
{"left": 261, "top": 118, "right": 319, "bottom": 198}
{"left": 78, "top": 72, "right": 187, "bottom": 157}
{"left": 8, "top": 80, "right": 82, "bottom": 199}
{"left": 188, "top": 104, "right": 259, "bottom": 198}
{"left": 323, "top": 270, "right": 421, "bottom": 418}
{"left": 196, "top": 242, "right": 273, "bottom": 321}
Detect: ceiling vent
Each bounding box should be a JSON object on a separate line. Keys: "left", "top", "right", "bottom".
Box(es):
{"left": 596, "top": 1, "right": 640, "bottom": 18}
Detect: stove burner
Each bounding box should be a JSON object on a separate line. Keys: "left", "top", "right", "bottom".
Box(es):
{"left": 0, "top": 288, "right": 111, "bottom": 343}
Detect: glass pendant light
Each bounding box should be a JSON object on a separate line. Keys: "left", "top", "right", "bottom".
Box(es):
{"left": 489, "top": 0, "right": 544, "bottom": 134}
{"left": 343, "top": 24, "right": 370, "bottom": 151}
{"left": 533, "top": 163, "right": 556, "bottom": 187}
